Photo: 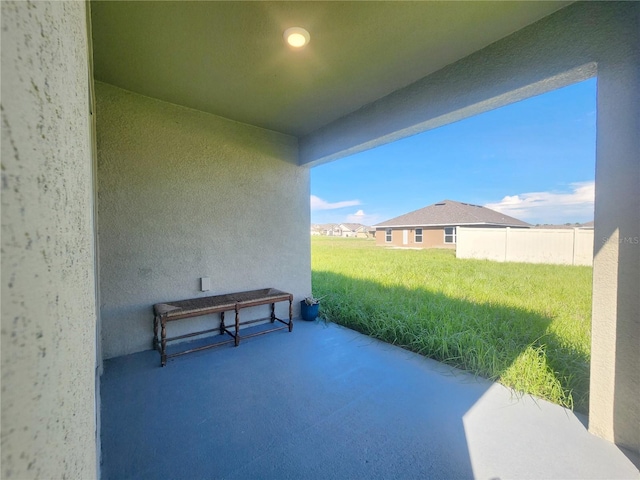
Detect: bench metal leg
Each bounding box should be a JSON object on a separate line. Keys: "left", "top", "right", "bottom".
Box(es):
{"left": 161, "top": 316, "right": 167, "bottom": 367}
{"left": 288, "top": 296, "right": 293, "bottom": 332}
{"left": 234, "top": 306, "right": 240, "bottom": 346}
{"left": 153, "top": 315, "right": 159, "bottom": 350}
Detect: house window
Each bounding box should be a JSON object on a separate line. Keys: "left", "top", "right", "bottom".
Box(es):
{"left": 415, "top": 228, "right": 423, "bottom": 243}
{"left": 385, "top": 229, "right": 392, "bottom": 242}
{"left": 444, "top": 227, "right": 456, "bottom": 244}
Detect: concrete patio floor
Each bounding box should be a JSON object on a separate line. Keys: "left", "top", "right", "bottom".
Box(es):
{"left": 100, "top": 320, "right": 639, "bottom": 479}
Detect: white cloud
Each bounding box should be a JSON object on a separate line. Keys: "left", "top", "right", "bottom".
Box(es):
{"left": 484, "top": 181, "right": 594, "bottom": 224}
{"left": 346, "top": 209, "right": 381, "bottom": 226}
{"left": 346, "top": 209, "right": 365, "bottom": 223}
{"left": 310, "top": 195, "right": 361, "bottom": 211}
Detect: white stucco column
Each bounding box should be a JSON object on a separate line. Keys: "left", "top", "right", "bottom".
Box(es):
{"left": 590, "top": 32, "right": 640, "bottom": 457}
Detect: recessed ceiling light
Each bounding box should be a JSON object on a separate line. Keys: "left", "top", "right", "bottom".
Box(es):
{"left": 284, "top": 27, "right": 310, "bottom": 49}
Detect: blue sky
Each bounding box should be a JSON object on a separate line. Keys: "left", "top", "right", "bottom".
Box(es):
{"left": 310, "top": 78, "right": 596, "bottom": 226}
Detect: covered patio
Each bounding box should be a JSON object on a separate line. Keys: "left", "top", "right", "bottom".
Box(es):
{"left": 101, "top": 321, "right": 637, "bottom": 479}
{"left": 2, "top": 2, "right": 638, "bottom": 479}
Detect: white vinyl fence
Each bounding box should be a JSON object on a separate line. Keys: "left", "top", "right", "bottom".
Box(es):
{"left": 456, "top": 227, "right": 594, "bottom": 266}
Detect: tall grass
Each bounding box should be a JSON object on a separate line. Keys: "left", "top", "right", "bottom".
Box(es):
{"left": 311, "top": 237, "right": 592, "bottom": 413}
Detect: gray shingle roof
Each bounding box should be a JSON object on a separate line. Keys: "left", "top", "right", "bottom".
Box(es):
{"left": 340, "top": 223, "right": 368, "bottom": 231}
{"left": 374, "top": 200, "right": 530, "bottom": 228}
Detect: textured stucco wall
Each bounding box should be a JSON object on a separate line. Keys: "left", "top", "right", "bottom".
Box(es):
{"left": 1, "top": 2, "right": 98, "bottom": 479}
{"left": 96, "top": 82, "right": 310, "bottom": 359}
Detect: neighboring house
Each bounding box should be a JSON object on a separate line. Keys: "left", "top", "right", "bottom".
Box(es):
{"left": 310, "top": 224, "right": 335, "bottom": 235}
{"left": 312, "top": 224, "right": 342, "bottom": 236}
{"left": 374, "top": 200, "right": 530, "bottom": 249}
{"left": 311, "top": 223, "right": 370, "bottom": 237}
{"left": 338, "top": 223, "right": 369, "bottom": 238}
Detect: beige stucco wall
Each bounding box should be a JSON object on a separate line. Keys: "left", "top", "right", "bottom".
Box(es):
{"left": 375, "top": 227, "right": 455, "bottom": 249}
{"left": 96, "top": 82, "right": 311, "bottom": 359}
{"left": 1, "top": 2, "right": 98, "bottom": 479}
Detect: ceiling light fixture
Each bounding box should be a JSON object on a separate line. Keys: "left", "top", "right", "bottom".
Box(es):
{"left": 284, "top": 27, "right": 310, "bottom": 48}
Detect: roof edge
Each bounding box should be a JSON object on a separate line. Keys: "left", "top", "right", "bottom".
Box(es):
{"left": 374, "top": 222, "right": 531, "bottom": 228}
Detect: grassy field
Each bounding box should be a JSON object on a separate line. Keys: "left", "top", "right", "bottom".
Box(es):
{"left": 311, "top": 236, "right": 593, "bottom": 413}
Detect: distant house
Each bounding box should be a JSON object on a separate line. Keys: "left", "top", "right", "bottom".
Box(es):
{"left": 374, "top": 199, "right": 530, "bottom": 249}
{"left": 311, "top": 224, "right": 339, "bottom": 236}
{"left": 533, "top": 220, "right": 594, "bottom": 230}
{"left": 338, "top": 223, "right": 369, "bottom": 238}
{"left": 311, "top": 223, "right": 370, "bottom": 237}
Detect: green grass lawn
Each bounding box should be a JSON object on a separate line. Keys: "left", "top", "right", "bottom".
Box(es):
{"left": 311, "top": 236, "right": 593, "bottom": 413}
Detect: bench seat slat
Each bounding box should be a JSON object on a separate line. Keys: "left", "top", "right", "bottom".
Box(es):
{"left": 154, "top": 288, "right": 290, "bottom": 318}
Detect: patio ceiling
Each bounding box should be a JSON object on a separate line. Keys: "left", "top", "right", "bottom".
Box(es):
{"left": 90, "top": 1, "right": 570, "bottom": 137}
